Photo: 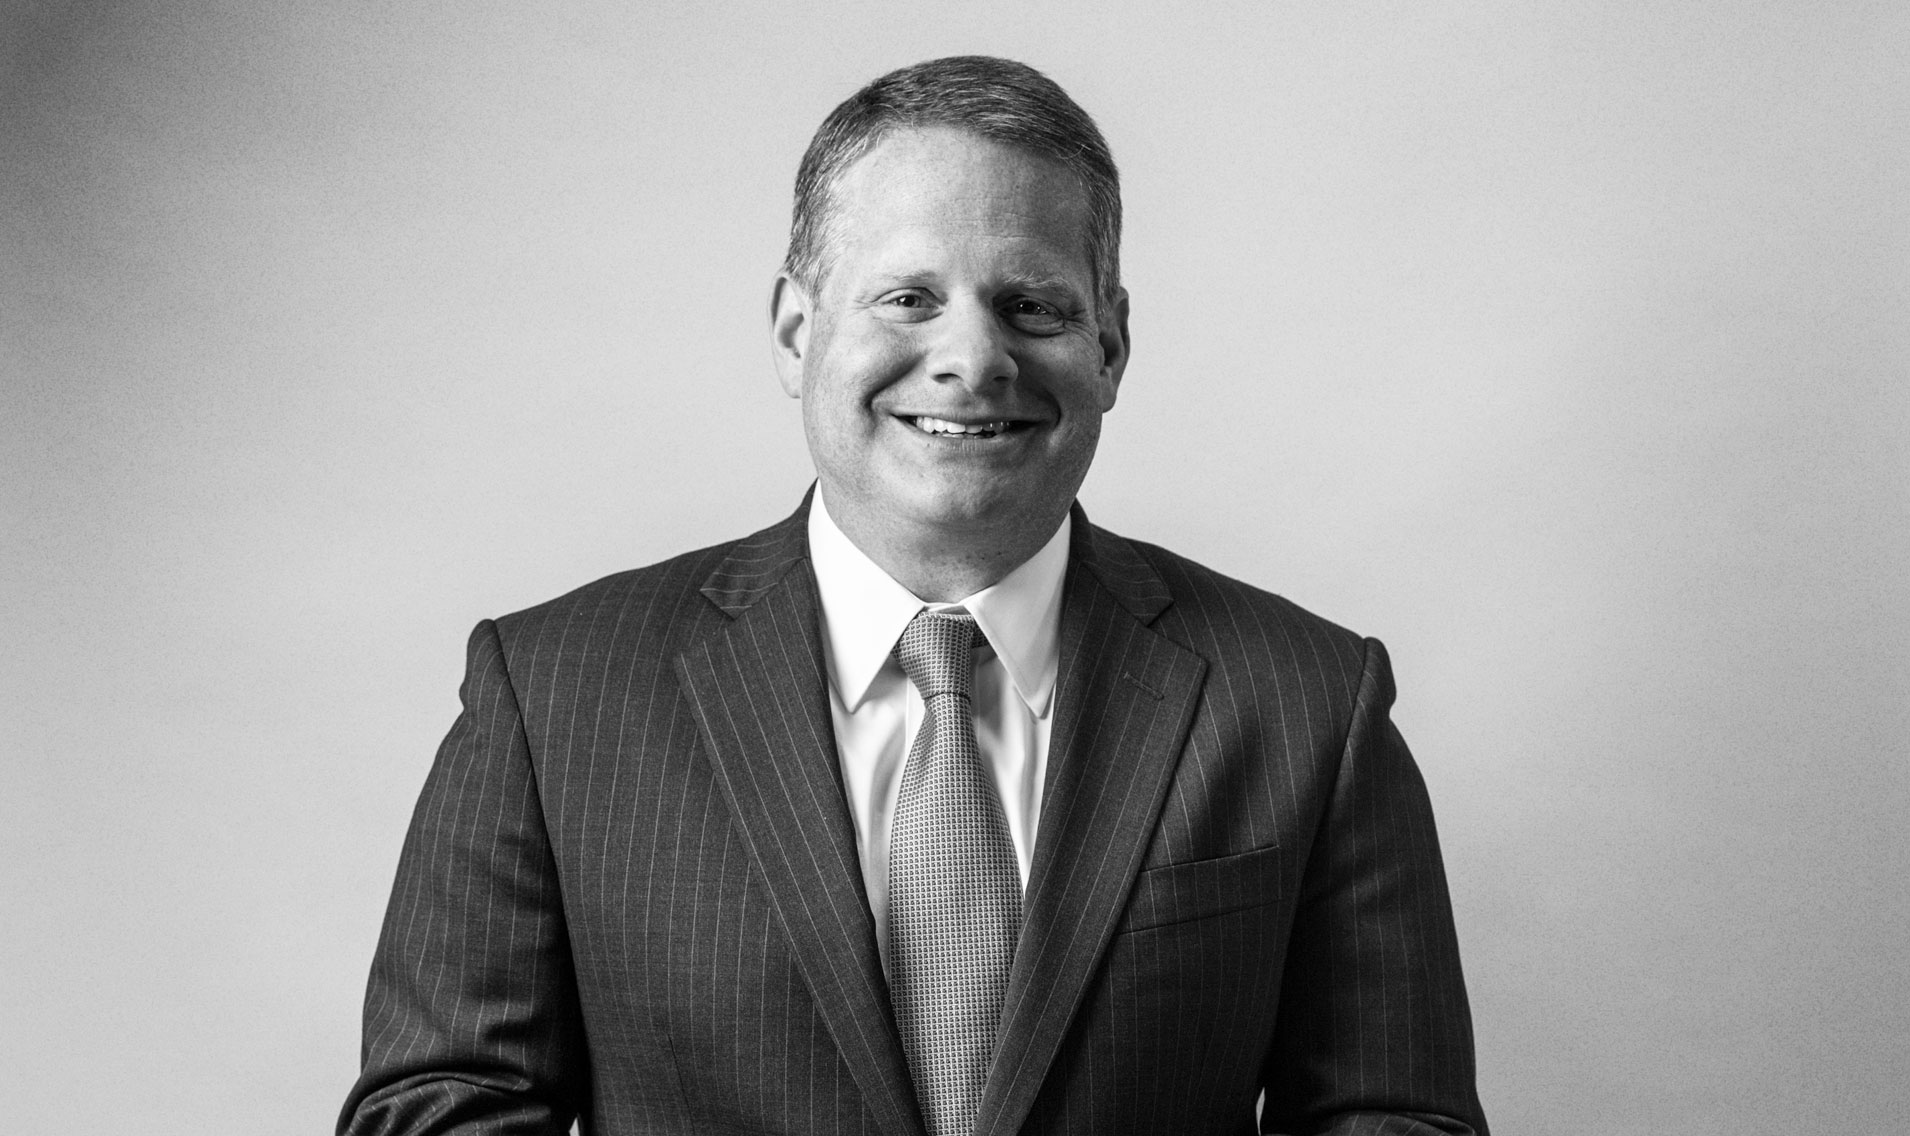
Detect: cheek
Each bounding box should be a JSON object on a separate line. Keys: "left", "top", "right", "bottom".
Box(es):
{"left": 860, "top": 329, "right": 924, "bottom": 386}
{"left": 1035, "top": 341, "right": 1119, "bottom": 413}
{"left": 1065, "top": 414, "right": 1104, "bottom": 458}
{"left": 804, "top": 338, "right": 915, "bottom": 434}
{"left": 816, "top": 323, "right": 920, "bottom": 395}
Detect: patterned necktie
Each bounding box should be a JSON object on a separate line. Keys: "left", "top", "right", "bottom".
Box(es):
{"left": 888, "top": 610, "right": 1023, "bottom": 1136}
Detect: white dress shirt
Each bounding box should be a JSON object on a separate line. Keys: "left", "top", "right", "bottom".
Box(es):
{"left": 807, "top": 490, "right": 1068, "bottom": 971}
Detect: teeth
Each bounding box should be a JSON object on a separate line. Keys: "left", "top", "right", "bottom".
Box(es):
{"left": 914, "top": 416, "right": 1011, "bottom": 436}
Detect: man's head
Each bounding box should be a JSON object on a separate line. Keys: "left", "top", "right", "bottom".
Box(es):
{"left": 771, "top": 57, "right": 1131, "bottom": 597}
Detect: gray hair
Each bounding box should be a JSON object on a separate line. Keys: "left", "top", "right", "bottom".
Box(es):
{"left": 782, "top": 55, "right": 1122, "bottom": 310}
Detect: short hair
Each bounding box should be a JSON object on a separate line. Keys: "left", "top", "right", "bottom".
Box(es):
{"left": 783, "top": 55, "right": 1122, "bottom": 309}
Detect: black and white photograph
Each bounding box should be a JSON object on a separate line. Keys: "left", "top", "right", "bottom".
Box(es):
{"left": 5, "top": 3, "right": 1905, "bottom": 1133}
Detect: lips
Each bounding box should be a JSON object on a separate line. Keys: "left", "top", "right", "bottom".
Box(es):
{"left": 905, "top": 415, "right": 1031, "bottom": 439}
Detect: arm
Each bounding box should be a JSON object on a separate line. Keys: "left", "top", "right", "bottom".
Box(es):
{"left": 1259, "top": 638, "right": 1488, "bottom": 1136}
{"left": 338, "top": 620, "right": 588, "bottom": 1136}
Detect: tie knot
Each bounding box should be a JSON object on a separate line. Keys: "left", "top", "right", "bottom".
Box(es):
{"left": 893, "top": 610, "right": 979, "bottom": 701}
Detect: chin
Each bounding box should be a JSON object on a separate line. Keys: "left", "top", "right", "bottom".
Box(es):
{"left": 909, "top": 480, "right": 1064, "bottom": 535}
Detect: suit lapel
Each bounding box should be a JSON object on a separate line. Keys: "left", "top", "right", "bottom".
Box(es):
{"left": 674, "top": 501, "right": 925, "bottom": 1136}
{"left": 976, "top": 512, "right": 1209, "bottom": 1136}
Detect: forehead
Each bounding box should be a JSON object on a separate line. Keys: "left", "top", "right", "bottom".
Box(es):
{"left": 825, "top": 126, "right": 1094, "bottom": 283}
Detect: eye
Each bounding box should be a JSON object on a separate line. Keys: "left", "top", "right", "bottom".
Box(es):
{"left": 1002, "top": 296, "right": 1067, "bottom": 335}
{"left": 873, "top": 289, "right": 937, "bottom": 322}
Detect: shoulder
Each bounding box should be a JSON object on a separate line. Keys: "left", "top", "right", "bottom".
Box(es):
{"left": 487, "top": 538, "right": 740, "bottom": 661}
{"left": 1079, "top": 521, "right": 1372, "bottom": 692}
{"left": 484, "top": 498, "right": 812, "bottom": 656}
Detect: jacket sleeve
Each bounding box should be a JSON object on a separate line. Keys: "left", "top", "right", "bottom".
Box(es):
{"left": 1259, "top": 637, "right": 1489, "bottom": 1136}
{"left": 338, "top": 620, "right": 588, "bottom": 1136}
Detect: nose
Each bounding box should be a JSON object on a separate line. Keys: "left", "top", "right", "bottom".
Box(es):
{"left": 926, "top": 299, "right": 1017, "bottom": 388}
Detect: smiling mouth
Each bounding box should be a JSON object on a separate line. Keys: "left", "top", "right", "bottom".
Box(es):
{"left": 905, "top": 415, "right": 1032, "bottom": 439}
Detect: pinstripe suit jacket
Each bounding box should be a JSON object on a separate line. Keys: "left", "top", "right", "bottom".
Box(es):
{"left": 341, "top": 499, "right": 1487, "bottom": 1136}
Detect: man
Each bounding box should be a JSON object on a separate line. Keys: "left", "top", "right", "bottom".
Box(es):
{"left": 341, "top": 56, "right": 1488, "bottom": 1136}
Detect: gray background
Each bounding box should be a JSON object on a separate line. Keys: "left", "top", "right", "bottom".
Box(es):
{"left": 4, "top": 2, "right": 1906, "bottom": 1132}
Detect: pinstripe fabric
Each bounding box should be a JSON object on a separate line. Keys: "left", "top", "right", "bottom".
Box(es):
{"left": 341, "top": 496, "right": 1486, "bottom": 1136}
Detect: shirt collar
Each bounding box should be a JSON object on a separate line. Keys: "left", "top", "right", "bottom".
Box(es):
{"left": 808, "top": 488, "right": 1069, "bottom": 719}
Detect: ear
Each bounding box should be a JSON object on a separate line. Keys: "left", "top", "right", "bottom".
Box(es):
{"left": 769, "top": 273, "right": 812, "bottom": 399}
{"left": 1095, "top": 286, "right": 1131, "bottom": 411}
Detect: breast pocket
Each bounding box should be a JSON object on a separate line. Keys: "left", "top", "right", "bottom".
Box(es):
{"left": 1119, "top": 843, "right": 1290, "bottom": 933}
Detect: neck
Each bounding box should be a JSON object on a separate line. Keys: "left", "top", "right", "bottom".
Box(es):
{"left": 821, "top": 495, "right": 1064, "bottom": 604}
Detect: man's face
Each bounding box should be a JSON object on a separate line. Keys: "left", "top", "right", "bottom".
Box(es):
{"left": 774, "top": 126, "right": 1129, "bottom": 551}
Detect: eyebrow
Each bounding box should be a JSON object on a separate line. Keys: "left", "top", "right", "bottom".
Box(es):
{"left": 1000, "top": 272, "right": 1083, "bottom": 296}
{"left": 864, "top": 270, "right": 1085, "bottom": 298}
